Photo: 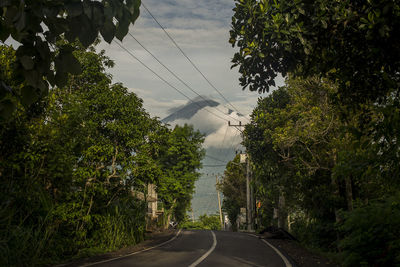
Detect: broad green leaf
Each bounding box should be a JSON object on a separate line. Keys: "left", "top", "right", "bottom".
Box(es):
{"left": 0, "top": 81, "right": 12, "bottom": 99}
{"left": 23, "top": 69, "right": 40, "bottom": 87}
{"left": 104, "top": 3, "right": 114, "bottom": 19}
{"left": 15, "top": 11, "right": 26, "bottom": 31}
{"left": 55, "top": 71, "right": 68, "bottom": 88}
{"left": 115, "top": 20, "right": 129, "bottom": 41}
{"left": 92, "top": 3, "right": 105, "bottom": 26}
{"left": 20, "top": 55, "right": 34, "bottom": 70}
{"left": 0, "top": 99, "right": 15, "bottom": 119}
{"left": 100, "top": 20, "right": 116, "bottom": 43}
{"left": 4, "top": 6, "right": 18, "bottom": 24}
{"left": 0, "top": 23, "right": 10, "bottom": 42}
{"left": 61, "top": 52, "right": 82, "bottom": 75}
{"left": 20, "top": 86, "right": 38, "bottom": 107}
{"left": 66, "top": 2, "right": 83, "bottom": 18}
{"left": 0, "top": 0, "right": 12, "bottom": 7}
{"left": 77, "top": 15, "right": 98, "bottom": 47}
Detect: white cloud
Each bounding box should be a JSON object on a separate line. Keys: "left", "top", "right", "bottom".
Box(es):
{"left": 166, "top": 103, "right": 246, "bottom": 149}
{"left": 97, "top": 0, "right": 284, "bottom": 132}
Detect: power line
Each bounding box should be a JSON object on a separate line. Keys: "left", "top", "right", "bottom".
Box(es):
{"left": 141, "top": 2, "right": 249, "bottom": 122}
{"left": 112, "top": 40, "right": 240, "bottom": 165}
{"left": 127, "top": 33, "right": 241, "bottom": 123}
{"left": 204, "top": 154, "right": 228, "bottom": 164}
{"left": 113, "top": 40, "right": 242, "bottom": 125}
{"left": 222, "top": 129, "right": 239, "bottom": 161}
{"left": 203, "top": 164, "right": 228, "bottom": 167}
{"left": 217, "top": 125, "right": 229, "bottom": 156}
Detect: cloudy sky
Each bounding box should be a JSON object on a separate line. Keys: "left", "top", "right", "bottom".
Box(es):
{"left": 98, "top": 0, "right": 283, "bottom": 121}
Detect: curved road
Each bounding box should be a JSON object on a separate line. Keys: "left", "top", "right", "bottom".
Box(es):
{"left": 84, "top": 230, "right": 290, "bottom": 267}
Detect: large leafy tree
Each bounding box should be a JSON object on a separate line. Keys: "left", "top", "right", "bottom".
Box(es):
{"left": 219, "top": 155, "right": 246, "bottom": 231}
{"left": 244, "top": 77, "right": 351, "bottom": 246}
{"left": 157, "top": 124, "right": 205, "bottom": 226}
{"left": 230, "top": 0, "right": 400, "bottom": 105}
{"left": 0, "top": 0, "right": 141, "bottom": 118}
{"left": 0, "top": 44, "right": 162, "bottom": 265}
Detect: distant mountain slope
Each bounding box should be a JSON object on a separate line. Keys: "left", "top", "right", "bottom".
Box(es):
{"left": 162, "top": 96, "right": 220, "bottom": 123}
{"left": 162, "top": 96, "right": 244, "bottom": 219}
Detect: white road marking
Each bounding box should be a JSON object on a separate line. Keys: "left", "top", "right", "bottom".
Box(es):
{"left": 248, "top": 233, "right": 293, "bottom": 267}
{"left": 188, "top": 230, "right": 217, "bottom": 267}
{"left": 80, "top": 229, "right": 182, "bottom": 266}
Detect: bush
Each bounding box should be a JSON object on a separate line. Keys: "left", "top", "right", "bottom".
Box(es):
{"left": 338, "top": 195, "right": 400, "bottom": 266}
{"left": 179, "top": 214, "right": 221, "bottom": 230}
{"left": 290, "top": 218, "right": 337, "bottom": 250}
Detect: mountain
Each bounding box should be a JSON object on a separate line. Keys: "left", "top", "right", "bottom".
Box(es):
{"left": 162, "top": 96, "right": 220, "bottom": 124}
{"left": 162, "top": 96, "right": 245, "bottom": 219}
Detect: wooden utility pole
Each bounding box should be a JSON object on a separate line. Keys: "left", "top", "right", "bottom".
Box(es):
{"left": 228, "top": 121, "right": 253, "bottom": 231}
{"left": 246, "top": 155, "right": 253, "bottom": 231}
{"left": 216, "top": 175, "right": 224, "bottom": 230}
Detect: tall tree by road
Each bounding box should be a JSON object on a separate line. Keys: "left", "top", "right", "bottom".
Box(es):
{"left": 230, "top": 0, "right": 400, "bottom": 105}
{"left": 157, "top": 124, "right": 205, "bottom": 227}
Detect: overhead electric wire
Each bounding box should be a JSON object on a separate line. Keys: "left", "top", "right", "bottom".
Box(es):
{"left": 204, "top": 154, "right": 228, "bottom": 164}
{"left": 203, "top": 165, "right": 227, "bottom": 167}
{"left": 217, "top": 125, "right": 229, "bottom": 156}
{"left": 222, "top": 130, "right": 239, "bottom": 161}
{"left": 113, "top": 40, "right": 240, "bottom": 166}
{"left": 141, "top": 2, "right": 250, "bottom": 122}
{"left": 113, "top": 40, "right": 242, "bottom": 126}
{"left": 128, "top": 33, "right": 241, "bottom": 123}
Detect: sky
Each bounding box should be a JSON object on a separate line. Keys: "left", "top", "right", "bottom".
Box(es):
{"left": 97, "top": 0, "right": 283, "bottom": 120}
{"left": 4, "top": 0, "right": 284, "bottom": 217}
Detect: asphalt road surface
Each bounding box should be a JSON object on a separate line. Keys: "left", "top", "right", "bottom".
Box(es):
{"left": 84, "top": 230, "right": 291, "bottom": 267}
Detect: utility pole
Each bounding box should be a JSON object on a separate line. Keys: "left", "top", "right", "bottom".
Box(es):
{"left": 216, "top": 175, "right": 224, "bottom": 230}
{"left": 228, "top": 121, "right": 253, "bottom": 231}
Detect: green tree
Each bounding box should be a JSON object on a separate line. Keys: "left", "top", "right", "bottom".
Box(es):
{"left": 0, "top": 44, "right": 161, "bottom": 265}
{"left": 230, "top": 0, "right": 400, "bottom": 105}
{"left": 219, "top": 155, "right": 246, "bottom": 231}
{"left": 244, "top": 77, "right": 349, "bottom": 247}
{"left": 156, "top": 124, "right": 205, "bottom": 227}
{"left": 0, "top": 0, "right": 141, "bottom": 119}
{"left": 179, "top": 214, "right": 221, "bottom": 231}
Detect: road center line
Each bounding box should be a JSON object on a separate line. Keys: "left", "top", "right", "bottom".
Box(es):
{"left": 188, "top": 230, "right": 217, "bottom": 267}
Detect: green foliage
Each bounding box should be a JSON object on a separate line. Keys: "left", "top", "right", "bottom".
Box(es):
{"left": 338, "top": 195, "right": 400, "bottom": 266}
{"left": 219, "top": 155, "right": 246, "bottom": 230}
{"left": 290, "top": 216, "right": 337, "bottom": 250}
{"left": 157, "top": 124, "right": 205, "bottom": 225}
{"left": 230, "top": 0, "right": 400, "bottom": 105}
{"left": 0, "top": 0, "right": 141, "bottom": 119}
{"left": 232, "top": 0, "right": 400, "bottom": 264}
{"left": 180, "top": 214, "right": 221, "bottom": 231}
{"left": 245, "top": 77, "right": 343, "bottom": 227}
{"left": 0, "top": 42, "right": 205, "bottom": 266}
{"left": 242, "top": 75, "right": 400, "bottom": 258}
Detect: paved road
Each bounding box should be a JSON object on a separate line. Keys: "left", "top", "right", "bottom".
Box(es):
{"left": 85, "top": 230, "right": 289, "bottom": 267}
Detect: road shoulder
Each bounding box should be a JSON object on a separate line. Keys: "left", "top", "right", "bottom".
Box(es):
{"left": 263, "top": 238, "right": 339, "bottom": 267}
{"left": 56, "top": 230, "right": 178, "bottom": 267}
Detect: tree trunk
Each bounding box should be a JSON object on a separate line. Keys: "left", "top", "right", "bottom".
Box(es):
{"left": 345, "top": 176, "right": 353, "bottom": 211}
{"left": 331, "top": 174, "right": 341, "bottom": 252}
{"left": 164, "top": 199, "right": 177, "bottom": 229}
{"left": 277, "top": 193, "right": 286, "bottom": 230}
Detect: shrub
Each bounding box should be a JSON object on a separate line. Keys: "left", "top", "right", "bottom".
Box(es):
{"left": 179, "top": 214, "right": 221, "bottom": 230}
{"left": 338, "top": 195, "right": 400, "bottom": 266}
